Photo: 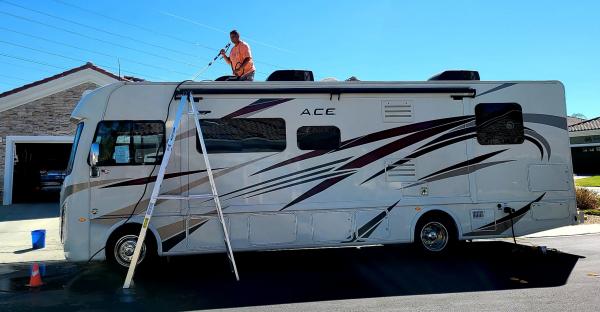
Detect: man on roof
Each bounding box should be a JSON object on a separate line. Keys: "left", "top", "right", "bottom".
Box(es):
{"left": 220, "top": 30, "right": 256, "bottom": 81}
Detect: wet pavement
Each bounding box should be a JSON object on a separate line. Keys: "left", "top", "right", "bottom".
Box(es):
{"left": 0, "top": 237, "right": 589, "bottom": 312}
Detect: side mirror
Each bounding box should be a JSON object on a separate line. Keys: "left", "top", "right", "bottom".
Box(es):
{"left": 89, "top": 143, "right": 99, "bottom": 167}
{"left": 89, "top": 143, "right": 100, "bottom": 178}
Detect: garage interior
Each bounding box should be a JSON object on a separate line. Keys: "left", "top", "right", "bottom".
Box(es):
{"left": 12, "top": 143, "right": 72, "bottom": 203}
{"left": 571, "top": 146, "right": 600, "bottom": 175}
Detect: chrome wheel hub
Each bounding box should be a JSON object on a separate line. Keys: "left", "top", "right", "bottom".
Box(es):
{"left": 114, "top": 235, "right": 146, "bottom": 267}
{"left": 420, "top": 222, "right": 448, "bottom": 252}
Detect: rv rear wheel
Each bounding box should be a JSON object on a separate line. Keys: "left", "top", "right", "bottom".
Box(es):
{"left": 106, "top": 227, "right": 157, "bottom": 269}
{"left": 414, "top": 214, "right": 456, "bottom": 254}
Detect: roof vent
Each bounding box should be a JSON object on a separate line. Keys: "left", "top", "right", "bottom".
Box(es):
{"left": 429, "top": 70, "right": 480, "bottom": 81}
{"left": 267, "top": 70, "right": 314, "bottom": 82}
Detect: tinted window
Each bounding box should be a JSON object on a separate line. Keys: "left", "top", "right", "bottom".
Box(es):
{"left": 570, "top": 135, "right": 600, "bottom": 145}
{"left": 66, "top": 123, "right": 84, "bottom": 175}
{"left": 475, "top": 103, "right": 524, "bottom": 145}
{"left": 93, "top": 121, "right": 165, "bottom": 166}
{"left": 196, "top": 118, "right": 286, "bottom": 153}
{"left": 297, "top": 126, "right": 341, "bottom": 150}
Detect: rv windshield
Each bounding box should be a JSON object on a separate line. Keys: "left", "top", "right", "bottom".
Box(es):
{"left": 66, "top": 123, "right": 84, "bottom": 175}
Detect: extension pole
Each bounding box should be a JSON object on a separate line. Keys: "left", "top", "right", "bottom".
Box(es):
{"left": 190, "top": 43, "right": 230, "bottom": 80}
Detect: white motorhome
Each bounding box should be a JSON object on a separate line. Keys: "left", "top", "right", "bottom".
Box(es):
{"left": 60, "top": 70, "right": 578, "bottom": 268}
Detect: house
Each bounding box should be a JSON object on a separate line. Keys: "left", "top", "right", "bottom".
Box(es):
{"left": 1, "top": 63, "right": 127, "bottom": 205}
{"left": 569, "top": 117, "right": 600, "bottom": 175}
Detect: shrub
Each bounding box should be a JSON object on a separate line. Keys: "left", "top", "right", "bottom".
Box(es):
{"left": 576, "top": 188, "right": 600, "bottom": 210}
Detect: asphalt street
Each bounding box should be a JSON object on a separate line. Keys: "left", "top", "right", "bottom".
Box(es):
{"left": 0, "top": 234, "right": 599, "bottom": 312}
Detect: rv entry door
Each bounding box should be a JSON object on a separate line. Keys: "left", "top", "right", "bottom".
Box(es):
{"left": 89, "top": 121, "right": 182, "bottom": 220}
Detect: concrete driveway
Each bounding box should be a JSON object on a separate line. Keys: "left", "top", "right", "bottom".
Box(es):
{"left": 0, "top": 203, "right": 64, "bottom": 263}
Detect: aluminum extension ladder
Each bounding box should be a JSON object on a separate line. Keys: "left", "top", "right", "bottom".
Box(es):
{"left": 123, "top": 92, "right": 240, "bottom": 289}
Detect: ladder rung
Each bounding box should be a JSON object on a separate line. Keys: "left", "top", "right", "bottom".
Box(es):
{"left": 156, "top": 194, "right": 214, "bottom": 200}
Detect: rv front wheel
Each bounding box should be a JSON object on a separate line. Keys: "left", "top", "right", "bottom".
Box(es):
{"left": 106, "top": 227, "right": 157, "bottom": 269}
{"left": 414, "top": 214, "right": 456, "bottom": 254}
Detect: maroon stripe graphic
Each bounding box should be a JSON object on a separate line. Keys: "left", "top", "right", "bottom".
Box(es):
{"left": 464, "top": 193, "right": 545, "bottom": 236}
{"left": 416, "top": 125, "right": 476, "bottom": 150}
{"left": 280, "top": 173, "right": 354, "bottom": 210}
{"left": 361, "top": 133, "right": 478, "bottom": 184}
{"left": 251, "top": 149, "right": 330, "bottom": 176}
{"left": 279, "top": 118, "right": 475, "bottom": 209}
{"left": 246, "top": 171, "right": 355, "bottom": 199}
{"left": 253, "top": 115, "right": 473, "bottom": 176}
{"left": 222, "top": 98, "right": 293, "bottom": 119}
{"left": 339, "top": 116, "right": 474, "bottom": 150}
{"left": 403, "top": 160, "right": 514, "bottom": 190}
{"left": 228, "top": 168, "right": 334, "bottom": 200}
{"left": 101, "top": 169, "right": 214, "bottom": 189}
{"left": 338, "top": 118, "right": 470, "bottom": 171}
{"left": 419, "top": 149, "right": 507, "bottom": 180}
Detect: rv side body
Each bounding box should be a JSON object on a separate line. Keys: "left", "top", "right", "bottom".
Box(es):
{"left": 60, "top": 80, "right": 577, "bottom": 262}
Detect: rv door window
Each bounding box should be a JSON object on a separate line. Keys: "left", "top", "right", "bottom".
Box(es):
{"left": 475, "top": 103, "right": 524, "bottom": 145}
{"left": 196, "top": 118, "right": 286, "bottom": 153}
{"left": 133, "top": 122, "right": 165, "bottom": 164}
{"left": 297, "top": 126, "right": 341, "bottom": 150}
{"left": 93, "top": 121, "right": 165, "bottom": 166}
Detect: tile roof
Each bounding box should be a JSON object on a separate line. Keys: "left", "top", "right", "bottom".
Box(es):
{"left": 569, "top": 117, "right": 600, "bottom": 132}
{"left": 0, "top": 62, "right": 129, "bottom": 99}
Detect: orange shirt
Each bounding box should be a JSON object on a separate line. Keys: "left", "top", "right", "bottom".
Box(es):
{"left": 229, "top": 41, "right": 255, "bottom": 76}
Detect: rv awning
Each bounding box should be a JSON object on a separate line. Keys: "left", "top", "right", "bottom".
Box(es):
{"left": 174, "top": 86, "right": 476, "bottom": 100}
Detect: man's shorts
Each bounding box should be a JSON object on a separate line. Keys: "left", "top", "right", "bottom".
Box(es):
{"left": 239, "top": 71, "right": 255, "bottom": 81}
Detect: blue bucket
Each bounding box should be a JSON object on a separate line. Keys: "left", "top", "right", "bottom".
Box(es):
{"left": 31, "top": 229, "right": 46, "bottom": 249}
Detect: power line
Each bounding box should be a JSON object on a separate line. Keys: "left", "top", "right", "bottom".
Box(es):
{"left": 50, "top": 0, "right": 217, "bottom": 52}
{"left": 0, "top": 0, "right": 207, "bottom": 61}
{"left": 162, "top": 11, "right": 285, "bottom": 69}
{"left": 0, "top": 59, "right": 57, "bottom": 74}
{"left": 0, "top": 72, "right": 30, "bottom": 82}
{"left": 0, "top": 10, "right": 203, "bottom": 70}
{"left": 50, "top": 0, "right": 284, "bottom": 70}
{"left": 0, "top": 40, "right": 165, "bottom": 80}
{"left": 0, "top": 26, "right": 196, "bottom": 78}
{"left": 160, "top": 11, "right": 294, "bottom": 55}
{"left": 0, "top": 52, "right": 68, "bottom": 70}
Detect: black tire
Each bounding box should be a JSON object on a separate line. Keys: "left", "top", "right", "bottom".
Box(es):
{"left": 106, "top": 225, "right": 157, "bottom": 270}
{"left": 414, "top": 213, "right": 457, "bottom": 254}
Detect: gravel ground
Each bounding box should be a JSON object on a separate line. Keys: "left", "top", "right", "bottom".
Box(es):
{"left": 585, "top": 213, "right": 600, "bottom": 224}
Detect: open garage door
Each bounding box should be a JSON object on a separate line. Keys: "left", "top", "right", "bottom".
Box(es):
{"left": 12, "top": 143, "right": 72, "bottom": 203}
{"left": 3, "top": 136, "right": 74, "bottom": 205}
{"left": 571, "top": 146, "right": 600, "bottom": 175}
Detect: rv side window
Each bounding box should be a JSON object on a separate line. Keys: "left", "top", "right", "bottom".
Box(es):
{"left": 297, "top": 126, "right": 341, "bottom": 150}
{"left": 475, "top": 103, "right": 524, "bottom": 145}
{"left": 93, "top": 121, "right": 165, "bottom": 166}
{"left": 66, "top": 122, "right": 84, "bottom": 175}
{"left": 196, "top": 118, "right": 286, "bottom": 153}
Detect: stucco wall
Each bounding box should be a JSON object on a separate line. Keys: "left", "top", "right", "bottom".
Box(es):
{"left": 0, "top": 82, "right": 99, "bottom": 201}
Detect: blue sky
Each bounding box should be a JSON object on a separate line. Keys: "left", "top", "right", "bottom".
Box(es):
{"left": 0, "top": 0, "right": 598, "bottom": 117}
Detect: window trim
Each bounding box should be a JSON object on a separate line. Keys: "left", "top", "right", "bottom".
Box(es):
{"left": 195, "top": 118, "right": 287, "bottom": 154}
{"left": 90, "top": 120, "right": 166, "bottom": 167}
{"left": 475, "top": 102, "right": 525, "bottom": 146}
{"left": 296, "top": 125, "right": 341, "bottom": 150}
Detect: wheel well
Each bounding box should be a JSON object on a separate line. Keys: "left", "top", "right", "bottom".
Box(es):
{"left": 107, "top": 223, "right": 158, "bottom": 251}
{"left": 414, "top": 210, "right": 459, "bottom": 240}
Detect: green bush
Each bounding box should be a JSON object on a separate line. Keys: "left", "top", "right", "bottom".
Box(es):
{"left": 576, "top": 188, "right": 600, "bottom": 210}
{"left": 586, "top": 210, "right": 600, "bottom": 216}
